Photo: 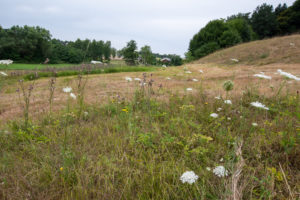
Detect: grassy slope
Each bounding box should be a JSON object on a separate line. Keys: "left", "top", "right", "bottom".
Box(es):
{"left": 195, "top": 34, "right": 300, "bottom": 65}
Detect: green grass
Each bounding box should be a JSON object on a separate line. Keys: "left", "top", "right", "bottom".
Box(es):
{"left": 0, "top": 77, "right": 299, "bottom": 199}
{"left": 23, "top": 66, "right": 157, "bottom": 80}
{"left": 0, "top": 63, "right": 80, "bottom": 70}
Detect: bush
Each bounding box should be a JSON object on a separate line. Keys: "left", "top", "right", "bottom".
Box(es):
{"left": 194, "top": 42, "right": 220, "bottom": 58}
{"left": 219, "top": 29, "right": 242, "bottom": 48}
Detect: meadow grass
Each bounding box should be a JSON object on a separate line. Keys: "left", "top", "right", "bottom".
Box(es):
{"left": 0, "top": 74, "right": 299, "bottom": 200}
{"left": 0, "top": 63, "right": 80, "bottom": 70}
{"left": 23, "top": 66, "right": 157, "bottom": 80}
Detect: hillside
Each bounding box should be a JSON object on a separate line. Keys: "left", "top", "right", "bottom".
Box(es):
{"left": 195, "top": 34, "right": 300, "bottom": 65}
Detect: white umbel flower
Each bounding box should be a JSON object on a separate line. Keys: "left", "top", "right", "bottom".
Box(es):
{"left": 215, "top": 96, "right": 221, "bottom": 100}
{"left": 252, "top": 122, "right": 258, "bottom": 127}
{"left": 134, "top": 78, "right": 141, "bottom": 81}
{"left": 250, "top": 101, "right": 269, "bottom": 110}
{"left": 70, "top": 93, "right": 76, "bottom": 99}
{"left": 180, "top": 171, "right": 199, "bottom": 184}
{"left": 63, "top": 87, "right": 72, "bottom": 93}
{"left": 277, "top": 69, "right": 300, "bottom": 81}
{"left": 210, "top": 113, "right": 218, "bottom": 118}
{"left": 192, "top": 78, "right": 198, "bottom": 82}
{"left": 166, "top": 77, "right": 171, "bottom": 80}
{"left": 217, "top": 107, "right": 222, "bottom": 112}
{"left": 254, "top": 74, "right": 272, "bottom": 80}
{"left": 0, "top": 71, "right": 8, "bottom": 76}
{"left": 186, "top": 88, "right": 193, "bottom": 91}
{"left": 206, "top": 167, "right": 211, "bottom": 171}
{"left": 213, "top": 166, "right": 228, "bottom": 177}
{"left": 125, "top": 77, "right": 132, "bottom": 82}
{"left": 224, "top": 100, "right": 232, "bottom": 105}
{"left": 231, "top": 58, "right": 239, "bottom": 62}
{"left": 185, "top": 71, "right": 192, "bottom": 74}
{"left": 199, "top": 70, "right": 204, "bottom": 73}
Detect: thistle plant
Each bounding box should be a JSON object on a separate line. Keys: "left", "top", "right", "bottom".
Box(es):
{"left": 76, "top": 74, "right": 88, "bottom": 118}
{"left": 223, "top": 80, "right": 234, "bottom": 92}
{"left": 17, "top": 79, "right": 35, "bottom": 128}
{"left": 48, "top": 77, "right": 56, "bottom": 116}
{"left": 223, "top": 80, "right": 234, "bottom": 100}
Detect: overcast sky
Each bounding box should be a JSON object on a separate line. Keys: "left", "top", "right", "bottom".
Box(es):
{"left": 0, "top": 0, "right": 295, "bottom": 56}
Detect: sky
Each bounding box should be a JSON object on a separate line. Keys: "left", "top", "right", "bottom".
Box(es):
{"left": 0, "top": 0, "right": 295, "bottom": 57}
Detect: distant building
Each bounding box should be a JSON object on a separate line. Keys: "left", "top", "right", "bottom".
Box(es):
{"left": 161, "top": 57, "right": 171, "bottom": 63}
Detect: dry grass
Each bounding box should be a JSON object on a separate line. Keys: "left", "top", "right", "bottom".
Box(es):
{"left": 0, "top": 63, "right": 299, "bottom": 124}
{"left": 195, "top": 34, "right": 300, "bottom": 65}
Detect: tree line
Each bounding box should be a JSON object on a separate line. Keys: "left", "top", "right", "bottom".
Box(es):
{"left": 187, "top": 0, "right": 300, "bottom": 61}
{"left": 0, "top": 25, "right": 182, "bottom": 66}
{"left": 0, "top": 25, "right": 114, "bottom": 64}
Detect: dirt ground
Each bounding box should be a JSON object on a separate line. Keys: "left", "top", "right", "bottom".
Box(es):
{"left": 0, "top": 63, "right": 299, "bottom": 124}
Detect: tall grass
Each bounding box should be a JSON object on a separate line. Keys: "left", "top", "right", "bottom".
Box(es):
{"left": 0, "top": 74, "right": 299, "bottom": 200}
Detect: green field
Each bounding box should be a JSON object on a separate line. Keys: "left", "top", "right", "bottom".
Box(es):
{"left": 0, "top": 63, "right": 80, "bottom": 70}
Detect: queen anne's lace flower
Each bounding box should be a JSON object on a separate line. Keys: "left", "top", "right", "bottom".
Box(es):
{"left": 277, "top": 69, "right": 300, "bottom": 81}
{"left": 224, "top": 100, "right": 232, "bottom": 104}
{"left": 180, "top": 171, "right": 199, "bottom": 184}
{"left": 192, "top": 78, "right": 198, "bottom": 82}
{"left": 250, "top": 101, "right": 269, "bottom": 110}
{"left": 134, "top": 78, "right": 141, "bottom": 81}
{"left": 254, "top": 74, "right": 272, "bottom": 80}
{"left": 125, "top": 77, "right": 132, "bottom": 82}
{"left": 63, "top": 87, "right": 72, "bottom": 93}
{"left": 217, "top": 107, "right": 222, "bottom": 112}
{"left": 186, "top": 88, "right": 193, "bottom": 91}
{"left": 0, "top": 71, "right": 8, "bottom": 76}
{"left": 70, "top": 93, "right": 76, "bottom": 99}
{"left": 210, "top": 113, "right": 218, "bottom": 118}
{"left": 252, "top": 122, "right": 258, "bottom": 127}
{"left": 213, "top": 166, "right": 228, "bottom": 177}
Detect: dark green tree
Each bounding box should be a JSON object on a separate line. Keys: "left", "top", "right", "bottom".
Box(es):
{"left": 227, "top": 18, "right": 253, "bottom": 42}
{"left": 219, "top": 29, "right": 242, "bottom": 48}
{"left": 277, "top": 0, "right": 300, "bottom": 34}
{"left": 122, "top": 40, "right": 138, "bottom": 65}
{"left": 188, "top": 19, "right": 227, "bottom": 59}
{"left": 251, "top": 3, "right": 279, "bottom": 39}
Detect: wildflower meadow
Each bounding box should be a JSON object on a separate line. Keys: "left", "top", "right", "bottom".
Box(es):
{"left": 0, "top": 63, "right": 299, "bottom": 199}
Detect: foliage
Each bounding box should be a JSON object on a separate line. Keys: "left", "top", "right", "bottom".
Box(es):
{"left": 277, "top": 0, "right": 300, "bottom": 34}
{"left": 227, "top": 18, "right": 253, "bottom": 42}
{"left": 121, "top": 40, "right": 139, "bottom": 65}
{"left": 0, "top": 25, "right": 51, "bottom": 62}
{"left": 251, "top": 3, "right": 279, "bottom": 39}
{"left": 140, "top": 45, "right": 155, "bottom": 65}
{"left": 0, "top": 26, "right": 115, "bottom": 64}
{"left": 218, "top": 29, "right": 242, "bottom": 48}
